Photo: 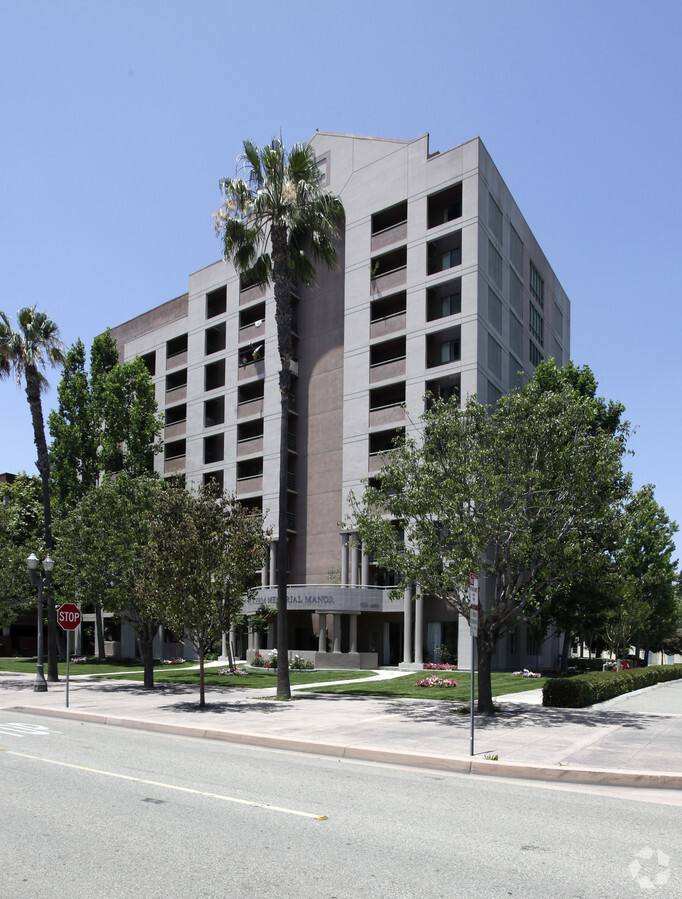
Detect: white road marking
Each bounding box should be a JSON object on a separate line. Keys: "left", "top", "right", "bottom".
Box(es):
{"left": 4, "top": 750, "right": 327, "bottom": 819}
{"left": 0, "top": 723, "right": 59, "bottom": 738}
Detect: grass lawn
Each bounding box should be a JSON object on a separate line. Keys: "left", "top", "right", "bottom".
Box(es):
{"left": 118, "top": 667, "right": 378, "bottom": 688}
{"left": 299, "top": 670, "right": 548, "bottom": 701}
{"left": 0, "top": 658, "right": 198, "bottom": 677}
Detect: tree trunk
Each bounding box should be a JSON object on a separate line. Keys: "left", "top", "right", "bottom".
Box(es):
{"left": 560, "top": 629, "right": 571, "bottom": 674}
{"left": 140, "top": 633, "right": 155, "bottom": 689}
{"left": 95, "top": 605, "right": 106, "bottom": 660}
{"left": 273, "top": 224, "right": 292, "bottom": 701}
{"left": 25, "top": 367, "right": 59, "bottom": 681}
{"left": 476, "top": 637, "right": 495, "bottom": 714}
{"left": 199, "top": 648, "right": 205, "bottom": 708}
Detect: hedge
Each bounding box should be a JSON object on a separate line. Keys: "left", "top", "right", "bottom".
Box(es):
{"left": 542, "top": 664, "right": 682, "bottom": 708}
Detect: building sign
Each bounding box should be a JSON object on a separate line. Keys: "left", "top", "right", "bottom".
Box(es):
{"left": 242, "top": 586, "right": 395, "bottom": 614}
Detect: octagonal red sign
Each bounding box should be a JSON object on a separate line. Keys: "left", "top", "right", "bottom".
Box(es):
{"left": 57, "top": 603, "right": 81, "bottom": 631}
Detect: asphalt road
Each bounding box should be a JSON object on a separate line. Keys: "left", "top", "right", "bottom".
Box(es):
{"left": 1, "top": 711, "right": 679, "bottom": 898}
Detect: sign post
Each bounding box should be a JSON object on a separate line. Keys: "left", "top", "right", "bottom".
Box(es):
{"left": 57, "top": 603, "right": 81, "bottom": 708}
{"left": 469, "top": 575, "right": 479, "bottom": 757}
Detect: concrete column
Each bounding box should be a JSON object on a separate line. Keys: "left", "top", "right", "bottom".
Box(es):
{"left": 332, "top": 613, "right": 341, "bottom": 653}
{"left": 382, "top": 620, "right": 391, "bottom": 666}
{"left": 318, "top": 613, "right": 327, "bottom": 652}
{"left": 221, "top": 629, "right": 228, "bottom": 658}
{"left": 261, "top": 558, "right": 268, "bottom": 587}
{"left": 268, "top": 621, "right": 276, "bottom": 650}
{"left": 341, "top": 536, "right": 349, "bottom": 586}
{"left": 403, "top": 585, "right": 412, "bottom": 664}
{"left": 269, "top": 541, "right": 277, "bottom": 586}
{"left": 361, "top": 548, "right": 369, "bottom": 587}
{"left": 349, "top": 613, "right": 358, "bottom": 654}
{"left": 253, "top": 627, "right": 260, "bottom": 652}
{"left": 350, "top": 535, "right": 359, "bottom": 586}
{"left": 247, "top": 624, "right": 254, "bottom": 652}
{"left": 229, "top": 624, "right": 236, "bottom": 660}
{"left": 414, "top": 584, "right": 424, "bottom": 666}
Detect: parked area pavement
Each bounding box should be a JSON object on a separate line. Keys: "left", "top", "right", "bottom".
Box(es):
{"left": 1, "top": 667, "right": 681, "bottom": 790}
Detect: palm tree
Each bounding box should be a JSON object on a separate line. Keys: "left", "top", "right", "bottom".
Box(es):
{"left": 215, "top": 139, "right": 344, "bottom": 699}
{"left": 0, "top": 307, "right": 65, "bottom": 680}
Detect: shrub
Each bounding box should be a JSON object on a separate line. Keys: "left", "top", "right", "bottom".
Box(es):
{"left": 251, "top": 652, "right": 265, "bottom": 668}
{"left": 289, "top": 655, "right": 314, "bottom": 670}
{"left": 543, "top": 664, "right": 682, "bottom": 708}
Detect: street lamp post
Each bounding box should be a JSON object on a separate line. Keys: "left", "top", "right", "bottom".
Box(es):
{"left": 26, "top": 552, "right": 54, "bottom": 693}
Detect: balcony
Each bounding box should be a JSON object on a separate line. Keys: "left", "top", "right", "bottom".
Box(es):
{"left": 238, "top": 358, "right": 265, "bottom": 381}
{"left": 427, "top": 183, "right": 462, "bottom": 229}
{"left": 370, "top": 291, "right": 407, "bottom": 340}
{"left": 426, "top": 326, "right": 461, "bottom": 369}
{"left": 427, "top": 277, "right": 462, "bottom": 322}
{"left": 237, "top": 475, "right": 263, "bottom": 496}
{"left": 369, "top": 336, "right": 406, "bottom": 384}
{"left": 239, "top": 281, "right": 266, "bottom": 306}
{"left": 237, "top": 397, "right": 264, "bottom": 420}
{"left": 427, "top": 231, "right": 462, "bottom": 276}
{"left": 370, "top": 247, "right": 407, "bottom": 295}
{"left": 237, "top": 435, "right": 264, "bottom": 457}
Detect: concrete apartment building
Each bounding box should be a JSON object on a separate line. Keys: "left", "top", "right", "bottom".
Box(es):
{"left": 110, "top": 131, "right": 570, "bottom": 671}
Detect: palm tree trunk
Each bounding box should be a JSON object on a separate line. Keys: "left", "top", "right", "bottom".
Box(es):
{"left": 273, "top": 224, "right": 292, "bottom": 700}
{"left": 25, "top": 366, "right": 59, "bottom": 681}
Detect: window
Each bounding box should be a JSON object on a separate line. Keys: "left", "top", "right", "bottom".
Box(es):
{"left": 427, "top": 232, "right": 462, "bottom": 275}
{"left": 165, "top": 369, "right": 187, "bottom": 392}
{"left": 140, "top": 351, "right": 156, "bottom": 376}
{"left": 488, "top": 287, "right": 502, "bottom": 334}
{"left": 529, "top": 302, "right": 544, "bottom": 346}
{"left": 510, "top": 270, "right": 523, "bottom": 317}
{"left": 371, "top": 200, "right": 407, "bottom": 236}
{"left": 509, "top": 312, "right": 523, "bottom": 358}
{"left": 427, "top": 278, "right": 461, "bottom": 321}
{"left": 488, "top": 241, "right": 502, "bottom": 288}
{"left": 487, "top": 380, "right": 502, "bottom": 406}
{"left": 510, "top": 226, "right": 523, "bottom": 275}
{"left": 440, "top": 338, "right": 460, "bottom": 364}
{"left": 165, "top": 439, "right": 186, "bottom": 461}
{"left": 316, "top": 155, "right": 328, "bottom": 186}
{"left": 204, "top": 359, "right": 225, "bottom": 391}
{"left": 370, "top": 336, "right": 406, "bottom": 367}
{"left": 371, "top": 247, "right": 407, "bottom": 279}
{"left": 204, "top": 396, "right": 225, "bottom": 427}
{"left": 203, "top": 470, "right": 224, "bottom": 492}
{"left": 205, "top": 322, "right": 226, "bottom": 355}
{"left": 488, "top": 194, "right": 503, "bottom": 245}
{"left": 370, "top": 291, "right": 407, "bottom": 323}
{"left": 204, "top": 434, "right": 224, "bottom": 464}
{"left": 425, "top": 375, "right": 460, "bottom": 407}
{"left": 530, "top": 261, "right": 544, "bottom": 308}
{"left": 487, "top": 335, "right": 502, "bottom": 379}
{"left": 529, "top": 339, "right": 543, "bottom": 368}
{"left": 508, "top": 355, "right": 523, "bottom": 390}
{"left": 427, "top": 183, "right": 462, "bottom": 228}
{"left": 554, "top": 302, "right": 563, "bottom": 338}
{"left": 206, "top": 286, "right": 227, "bottom": 318}
{"left": 166, "top": 333, "right": 188, "bottom": 359}
{"left": 165, "top": 404, "right": 186, "bottom": 426}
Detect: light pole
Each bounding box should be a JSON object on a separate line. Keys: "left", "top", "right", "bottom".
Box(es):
{"left": 26, "top": 552, "right": 54, "bottom": 692}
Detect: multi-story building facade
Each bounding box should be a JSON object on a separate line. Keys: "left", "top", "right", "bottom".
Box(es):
{"left": 110, "top": 131, "right": 570, "bottom": 671}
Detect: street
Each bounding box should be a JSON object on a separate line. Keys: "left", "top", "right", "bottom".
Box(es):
{"left": 1, "top": 710, "right": 679, "bottom": 898}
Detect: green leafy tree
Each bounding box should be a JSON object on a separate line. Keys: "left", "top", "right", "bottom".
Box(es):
{"left": 56, "top": 474, "right": 167, "bottom": 687}
{"left": 609, "top": 485, "right": 679, "bottom": 661}
{"left": 214, "top": 138, "right": 344, "bottom": 699}
{"left": 1, "top": 307, "right": 65, "bottom": 679}
{"left": 141, "top": 484, "right": 269, "bottom": 707}
{"left": 0, "top": 474, "right": 45, "bottom": 631}
{"left": 49, "top": 330, "right": 162, "bottom": 657}
{"left": 351, "top": 360, "right": 630, "bottom": 713}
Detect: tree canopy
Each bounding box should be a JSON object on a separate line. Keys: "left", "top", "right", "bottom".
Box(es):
{"left": 214, "top": 138, "right": 344, "bottom": 700}
{"left": 140, "top": 484, "right": 269, "bottom": 706}
{"left": 351, "top": 360, "right": 631, "bottom": 712}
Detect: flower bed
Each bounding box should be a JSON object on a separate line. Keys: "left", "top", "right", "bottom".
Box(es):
{"left": 218, "top": 667, "right": 249, "bottom": 676}
{"left": 416, "top": 675, "right": 459, "bottom": 688}
{"left": 513, "top": 669, "right": 541, "bottom": 678}
{"left": 423, "top": 662, "right": 458, "bottom": 671}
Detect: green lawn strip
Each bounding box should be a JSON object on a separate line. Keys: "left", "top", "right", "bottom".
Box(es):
{"left": 99, "top": 667, "right": 378, "bottom": 688}
{"left": 0, "top": 658, "right": 198, "bottom": 677}
{"left": 299, "top": 671, "right": 547, "bottom": 701}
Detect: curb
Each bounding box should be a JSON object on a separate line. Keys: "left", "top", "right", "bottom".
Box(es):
{"left": 12, "top": 705, "right": 682, "bottom": 790}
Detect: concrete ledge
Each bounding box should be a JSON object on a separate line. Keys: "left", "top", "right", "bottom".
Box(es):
{"left": 12, "top": 705, "right": 682, "bottom": 790}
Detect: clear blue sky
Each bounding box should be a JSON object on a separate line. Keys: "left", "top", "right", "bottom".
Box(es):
{"left": 2, "top": 0, "right": 680, "bottom": 557}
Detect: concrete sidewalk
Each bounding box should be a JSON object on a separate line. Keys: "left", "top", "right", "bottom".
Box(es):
{"left": 1, "top": 670, "right": 681, "bottom": 789}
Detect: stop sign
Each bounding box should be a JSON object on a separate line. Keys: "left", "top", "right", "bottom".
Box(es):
{"left": 57, "top": 603, "right": 81, "bottom": 631}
